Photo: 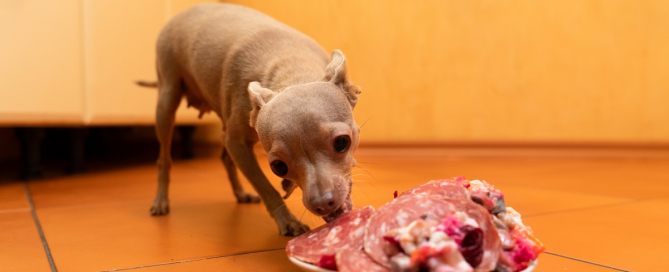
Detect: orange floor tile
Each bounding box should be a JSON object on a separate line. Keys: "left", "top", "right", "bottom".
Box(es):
{"left": 0, "top": 182, "right": 30, "bottom": 211}
{"left": 1, "top": 146, "right": 667, "bottom": 271}
{"left": 0, "top": 212, "right": 52, "bottom": 271}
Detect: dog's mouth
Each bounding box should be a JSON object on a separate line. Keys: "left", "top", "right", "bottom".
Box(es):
{"left": 321, "top": 181, "right": 353, "bottom": 223}
{"left": 322, "top": 197, "right": 352, "bottom": 223}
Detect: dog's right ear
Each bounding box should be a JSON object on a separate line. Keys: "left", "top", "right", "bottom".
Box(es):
{"left": 324, "top": 50, "right": 362, "bottom": 109}
{"left": 248, "top": 81, "right": 276, "bottom": 128}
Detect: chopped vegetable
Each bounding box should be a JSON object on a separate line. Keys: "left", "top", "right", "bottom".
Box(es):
{"left": 317, "top": 254, "right": 338, "bottom": 270}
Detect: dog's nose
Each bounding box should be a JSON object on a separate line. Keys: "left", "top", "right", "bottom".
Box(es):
{"left": 310, "top": 191, "right": 338, "bottom": 216}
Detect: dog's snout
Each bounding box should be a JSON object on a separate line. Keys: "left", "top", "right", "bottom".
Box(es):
{"left": 310, "top": 191, "right": 338, "bottom": 216}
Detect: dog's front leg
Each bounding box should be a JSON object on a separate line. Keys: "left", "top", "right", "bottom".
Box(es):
{"left": 225, "top": 131, "right": 310, "bottom": 236}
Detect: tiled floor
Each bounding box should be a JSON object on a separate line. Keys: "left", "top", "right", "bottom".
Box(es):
{"left": 1, "top": 146, "right": 668, "bottom": 272}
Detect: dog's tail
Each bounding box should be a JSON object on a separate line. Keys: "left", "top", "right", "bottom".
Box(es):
{"left": 135, "top": 80, "right": 159, "bottom": 88}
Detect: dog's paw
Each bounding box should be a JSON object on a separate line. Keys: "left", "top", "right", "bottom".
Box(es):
{"left": 150, "top": 196, "right": 170, "bottom": 216}
{"left": 276, "top": 215, "right": 310, "bottom": 237}
{"left": 235, "top": 192, "right": 261, "bottom": 204}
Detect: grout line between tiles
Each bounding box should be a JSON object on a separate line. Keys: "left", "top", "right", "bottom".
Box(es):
{"left": 524, "top": 195, "right": 669, "bottom": 218}
{"left": 99, "top": 248, "right": 286, "bottom": 271}
{"left": 545, "top": 251, "right": 632, "bottom": 272}
{"left": 23, "top": 182, "right": 58, "bottom": 272}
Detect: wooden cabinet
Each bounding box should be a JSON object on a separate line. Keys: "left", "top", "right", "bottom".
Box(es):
{"left": 0, "top": 0, "right": 217, "bottom": 126}
{"left": 83, "top": 0, "right": 166, "bottom": 125}
{"left": 0, "top": 0, "right": 84, "bottom": 125}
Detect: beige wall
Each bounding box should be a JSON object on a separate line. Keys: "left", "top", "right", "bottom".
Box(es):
{"left": 223, "top": 0, "right": 669, "bottom": 143}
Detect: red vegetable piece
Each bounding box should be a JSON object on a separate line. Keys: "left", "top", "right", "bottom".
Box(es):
{"left": 318, "top": 254, "right": 338, "bottom": 270}
{"left": 383, "top": 236, "right": 402, "bottom": 252}
{"left": 459, "top": 226, "right": 484, "bottom": 267}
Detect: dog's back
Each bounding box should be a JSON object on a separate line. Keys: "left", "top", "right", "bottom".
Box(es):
{"left": 156, "top": 3, "right": 329, "bottom": 120}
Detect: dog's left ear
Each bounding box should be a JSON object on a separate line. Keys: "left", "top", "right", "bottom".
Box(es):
{"left": 324, "top": 50, "right": 362, "bottom": 109}
{"left": 248, "top": 81, "right": 277, "bottom": 128}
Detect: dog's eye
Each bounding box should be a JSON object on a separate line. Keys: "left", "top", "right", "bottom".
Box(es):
{"left": 333, "top": 135, "right": 351, "bottom": 153}
{"left": 270, "top": 160, "right": 288, "bottom": 176}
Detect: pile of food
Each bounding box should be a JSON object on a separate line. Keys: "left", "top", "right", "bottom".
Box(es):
{"left": 287, "top": 177, "right": 544, "bottom": 272}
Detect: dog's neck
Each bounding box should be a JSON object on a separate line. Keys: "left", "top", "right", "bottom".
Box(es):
{"left": 263, "top": 56, "right": 327, "bottom": 92}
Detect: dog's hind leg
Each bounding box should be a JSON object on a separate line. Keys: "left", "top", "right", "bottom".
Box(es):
{"left": 220, "top": 146, "right": 260, "bottom": 203}
{"left": 150, "top": 74, "right": 182, "bottom": 216}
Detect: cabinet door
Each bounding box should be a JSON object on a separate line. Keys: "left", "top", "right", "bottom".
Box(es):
{"left": 0, "top": 0, "right": 84, "bottom": 126}
{"left": 83, "top": 0, "right": 217, "bottom": 125}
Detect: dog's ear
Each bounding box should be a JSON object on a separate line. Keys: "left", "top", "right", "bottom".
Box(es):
{"left": 248, "top": 81, "right": 276, "bottom": 128}
{"left": 324, "top": 50, "right": 362, "bottom": 109}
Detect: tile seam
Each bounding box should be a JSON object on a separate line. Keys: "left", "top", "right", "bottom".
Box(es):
{"left": 23, "top": 182, "right": 58, "bottom": 272}
{"left": 99, "top": 248, "right": 286, "bottom": 272}
{"left": 545, "top": 251, "right": 632, "bottom": 272}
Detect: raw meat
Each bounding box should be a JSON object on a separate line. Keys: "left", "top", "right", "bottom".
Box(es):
{"left": 364, "top": 194, "right": 501, "bottom": 271}
{"left": 287, "top": 206, "right": 375, "bottom": 264}
{"left": 399, "top": 178, "right": 469, "bottom": 200}
{"left": 336, "top": 247, "right": 389, "bottom": 272}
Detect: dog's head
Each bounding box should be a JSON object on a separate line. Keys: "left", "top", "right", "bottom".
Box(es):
{"left": 248, "top": 50, "right": 361, "bottom": 220}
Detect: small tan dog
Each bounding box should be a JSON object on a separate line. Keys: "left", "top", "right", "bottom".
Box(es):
{"left": 142, "top": 3, "right": 361, "bottom": 236}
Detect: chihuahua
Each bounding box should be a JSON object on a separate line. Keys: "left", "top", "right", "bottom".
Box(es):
{"left": 142, "top": 3, "right": 361, "bottom": 236}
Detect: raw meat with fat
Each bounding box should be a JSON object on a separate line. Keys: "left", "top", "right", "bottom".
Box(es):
{"left": 336, "top": 247, "right": 389, "bottom": 272}
{"left": 287, "top": 206, "right": 375, "bottom": 264}
{"left": 399, "top": 178, "right": 469, "bottom": 200}
{"left": 364, "top": 194, "right": 501, "bottom": 271}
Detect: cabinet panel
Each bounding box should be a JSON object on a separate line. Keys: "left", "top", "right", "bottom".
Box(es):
{"left": 0, "top": 0, "right": 83, "bottom": 125}
{"left": 84, "top": 0, "right": 217, "bottom": 125}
